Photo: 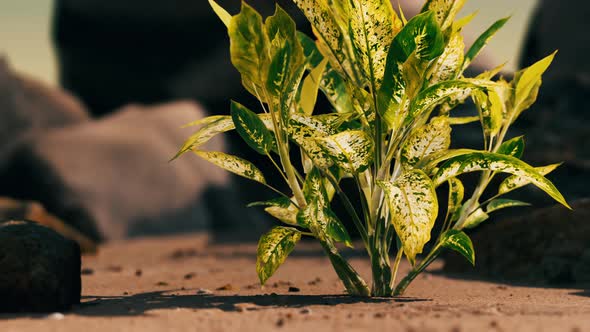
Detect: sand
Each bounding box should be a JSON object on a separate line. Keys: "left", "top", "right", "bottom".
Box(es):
{"left": 1, "top": 233, "right": 588, "bottom": 331}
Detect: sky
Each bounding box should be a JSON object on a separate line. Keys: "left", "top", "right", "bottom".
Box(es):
{"left": 0, "top": 0, "right": 538, "bottom": 86}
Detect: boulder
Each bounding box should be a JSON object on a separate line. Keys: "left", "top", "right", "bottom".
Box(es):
{"left": 444, "top": 199, "right": 590, "bottom": 285}
{"left": 0, "top": 101, "right": 270, "bottom": 241}
{"left": 0, "top": 197, "right": 97, "bottom": 254}
{"left": 0, "top": 220, "right": 81, "bottom": 312}
{"left": 0, "top": 58, "right": 89, "bottom": 169}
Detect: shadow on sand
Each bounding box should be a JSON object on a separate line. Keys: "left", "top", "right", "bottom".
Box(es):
{"left": 0, "top": 292, "right": 429, "bottom": 319}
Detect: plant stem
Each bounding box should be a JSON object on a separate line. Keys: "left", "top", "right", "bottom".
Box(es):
{"left": 390, "top": 249, "right": 403, "bottom": 290}
{"left": 320, "top": 240, "right": 370, "bottom": 297}
{"left": 393, "top": 246, "right": 441, "bottom": 296}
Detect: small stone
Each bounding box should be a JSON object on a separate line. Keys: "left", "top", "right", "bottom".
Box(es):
{"left": 107, "top": 265, "right": 123, "bottom": 273}
{"left": 135, "top": 269, "right": 142, "bottom": 277}
{"left": 216, "top": 284, "right": 234, "bottom": 291}
{"left": 196, "top": 288, "right": 212, "bottom": 295}
{"left": 184, "top": 272, "right": 196, "bottom": 280}
{"left": 156, "top": 281, "right": 169, "bottom": 286}
{"left": 276, "top": 318, "right": 285, "bottom": 327}
{"left": 308, "top": 277, "right": 322, "bottom": 285}
{"left": 300, "top": 308, "right": 312, "bottom": 315}
{"left": 81, "top": 268, "right": 94, "bottom": 275}
{"left": 374, "top": 312, "right": 385, "bottom": 318}
{"left": 47, "top": 312, "right": 65, "bottom": 320}
{"left": 288, "top": 286, "right": 300, "bottom": 293}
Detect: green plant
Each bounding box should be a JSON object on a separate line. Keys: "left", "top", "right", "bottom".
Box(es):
{"left": 175, "top": 0, "right": 569, "bottom": 297}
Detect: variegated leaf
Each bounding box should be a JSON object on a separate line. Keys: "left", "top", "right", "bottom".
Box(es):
{"left": 448, "top": 116, "right": 479, "bottom": 125}
{"left": 432, "top": 152, "right": 570, "bottom": 209}
{"left": 256, "top": 226, "right": 301, "bottom": 285}
{"left": 463, "top": 17, "right": 509, "bottom": 70}
{"left": 345, "top": 0, "right": 402, "bottom": 88}
{"left": 472, "top": 89, "right": 503, "bottom": 137}
{"left": 408, "top": 80, "right": 481, "bottom": 123}
{"left": 428, "top": 33, "right": 465, "bottom": 84}
{"left": 317, "top": 130, "right": 374, "bottom": 173}
{"left": 248, "top": 197, "right": 292, "bottom": 208}
{"left": 486, "top": 199, "right": 530, "bottom": 213}
{"left": 293, "top": 0, "right": 358, "bottom": 82}
{"left": 378, "top": 11, "right": 444, "bottom": 127}
{"left": 447, "top": 177, "right": 464, "bottom": 221}
{"left": 266, "top": 6, "right": 306, "bottom": 122}
{"left": 401, "top": 117, "right": 451, "bottom": 166}
{"left": 288, "top": 114, "right": 336, "bottom": 169}
{"left": 378, "top": 170, "right": 438, "bottom": 265}
{"left": 421, "top": 0, "right": 466, "bottom": 30}
{"left": 231, "top": 101, "right": 275, "bottom": 155}
{"left": 462, "top": 207, "right": 489, "bottom": 229}
{"left": 265, "top": 204, "right": 299, "bottom": 226}
{"left": 439, "top": 229, "right": 475, "bottom": 265}
{"left": 498, "top": 163, "right": 561, "bottom": 195}
{"left": 497, "top": 136, "right": 525, "bottom": 158}
{"left": 194, "top": 150, "right": 266, "bottom": 184}
{"left": 173, "top": 116, "right": 234, "bottom": 160}
{"left": 229, "top": 3, "right": 269, "bottom": 101}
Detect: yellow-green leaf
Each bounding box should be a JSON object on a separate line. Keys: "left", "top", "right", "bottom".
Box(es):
{"left": 498, "top": 163, "right": 561, "bottom": 195}
{"left": 462, "top": 207, "right": 489, "bottom": 229}
{"left": 463, "top": 17, "right": 510, "bottom": 70}
{"left": 422, "top": 0, "right": 466, "bottom": 30}
{"left": 512, "top": 51, "right": 556, "bottom": 119}
{"left": 256, "top": 226, "right": 301, "bottom": 285}
{"left": 497, "top": 136, "right": 525, "bottom": 158}
{"left": 194, "top": 150, "right": 266, "bottom": 184}
{"left": 208, "top": 0, "right": 231, "bottom": 28}
{"left": 231, "top": 101, "right": 275, "bottom": 155}
{"left": 378, "top": 170, "right": 438, "bottom": 265}
{"left": 173, "top": 116, "right": 234, "bottom": 160}
{"left": 428, "top": 33, "right": 465, "bottom": 84}
{"left": 299, "top": 58, "right": 328, "bottom": 116}
{"left": 447, "top": 177, "right": 464, "bottom": 221}
{"left": 486, "top": 198, "right": 530, "bottom": 213}
{"left": 432, "top": 152, "right": 570, "bottom": 209}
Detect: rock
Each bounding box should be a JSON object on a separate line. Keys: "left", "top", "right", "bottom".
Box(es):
{"left": 0, "top": 220, "right": 81, "bottom": 312}
{"left": 0, "top": 101, "right": 269, "bottom": 240}
{"left": 0, "top": 197, "right": 97, "bottom": 253}
{"left": 0, "top": 58, "right": 89, "bottom": 169}
{"left": 444, "top": 199, "right": 590, "bottom": 285}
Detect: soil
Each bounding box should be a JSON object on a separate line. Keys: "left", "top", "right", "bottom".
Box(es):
{"left": 1, "top": 233, "right": 588, "bottom": 331}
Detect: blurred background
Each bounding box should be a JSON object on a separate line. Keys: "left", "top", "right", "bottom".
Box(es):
{"left": 1, "top": 0, "right": 588, "bottom": 250}
{"left": 1, "top": 0, "right": 538, "bottom": 86}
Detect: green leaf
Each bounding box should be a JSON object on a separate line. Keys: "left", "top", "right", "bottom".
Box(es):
{"left": 317, "top": 130, "right": 374, "bottom": 173}
{"left": 266, "top": 5, "right": 306, "bottom": 121}
{"left": 378, "top": 11, "right": 444, "bottom": 125}
{"left": 194, "top": 150, "right": 266, "bottom": 184}
{"left": 345, "top": 0, "right": 403, "bottom": 88}
{"left": 229, "top": 3, "right": 269, "bottom": 100}
{"left": 486, "top": 198, "right": 531, "bottom": 213}
{"left": 421, "top": 0, "right": 466, "bottom": 30}
{"left": 256, "top": 226, "right": 301, "bottom": 285}
{"left": 512, "top": 51, "right": 556, "bottom": 119}
{"left": 463, "top": 17, "right": 509, "bottom": 70}
{"left": 231, "top": 101, "right": 275, "bottom": 155}
{"left": 453, "top": 11, "right": 478, "bottom": 32}
{"left": 428, "top": 32, "right": 465, "bottom": 84}
{"left": 432, "top": 152, "right": 570, "bottom": 209}
{"left": 298, "top": 32, "right": 324, "bottom": 67}
{"left": 448, "top": 116, "right": 479, "bottom": 125}
{"left": 440, "top": 229, "right": 475, "bottom": 265}
{"left": 401, "top": 117, "right": 451, "bottom": 166}
{"left": 208, "top": 0, "right": 231, "bottom": 28}
{"left": 378, "top": 169, "right": 438, "bottom": 265}
{"left": 248, "top": 197, "right": 292, "bottom": 208}
{"left": 447, "top": 177, "right": 464, "bottom": 221}
{"left": 498, "top": 163, "right": 561, "bottom": 195}
{"left": 497, "top": 136, "right": 525, "bottom": 158}
{"left": 173, "top": 116, "right": 234, "bottom": 160}
{"left": 299, "top": 59, "right": 328, "bottom": 116}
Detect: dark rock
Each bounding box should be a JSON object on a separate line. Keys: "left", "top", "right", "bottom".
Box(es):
{"left": 1, "top": 102, "right": 269, "bottom": 240}
{"left": 444, "top": 199, "right": 590, "bottom": 285}
{"left": 0, "top": 58, "right": 89, "bottom": 170}
{"left": 0, "top": 220, "right": 81, "bottom": 312}
{"left": 0, "top": 197, "right": 97, "bottom": 253}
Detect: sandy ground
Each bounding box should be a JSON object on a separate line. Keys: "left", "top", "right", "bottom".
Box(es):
{"left": 1, "top": 233, "right": 588, "bottom": 332}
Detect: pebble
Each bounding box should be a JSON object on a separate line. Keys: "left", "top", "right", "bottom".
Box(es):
{"left": 47, "top": 312, "right": 65, "bottom": 320}
{"left": 196, "top": 288, "right": 212, "bottom": 295}
{"left": 300, "top": 308, "right": 312, "bottom": 315}
{"left": 288, "top": 286, "right": 300, "bottom": 293}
